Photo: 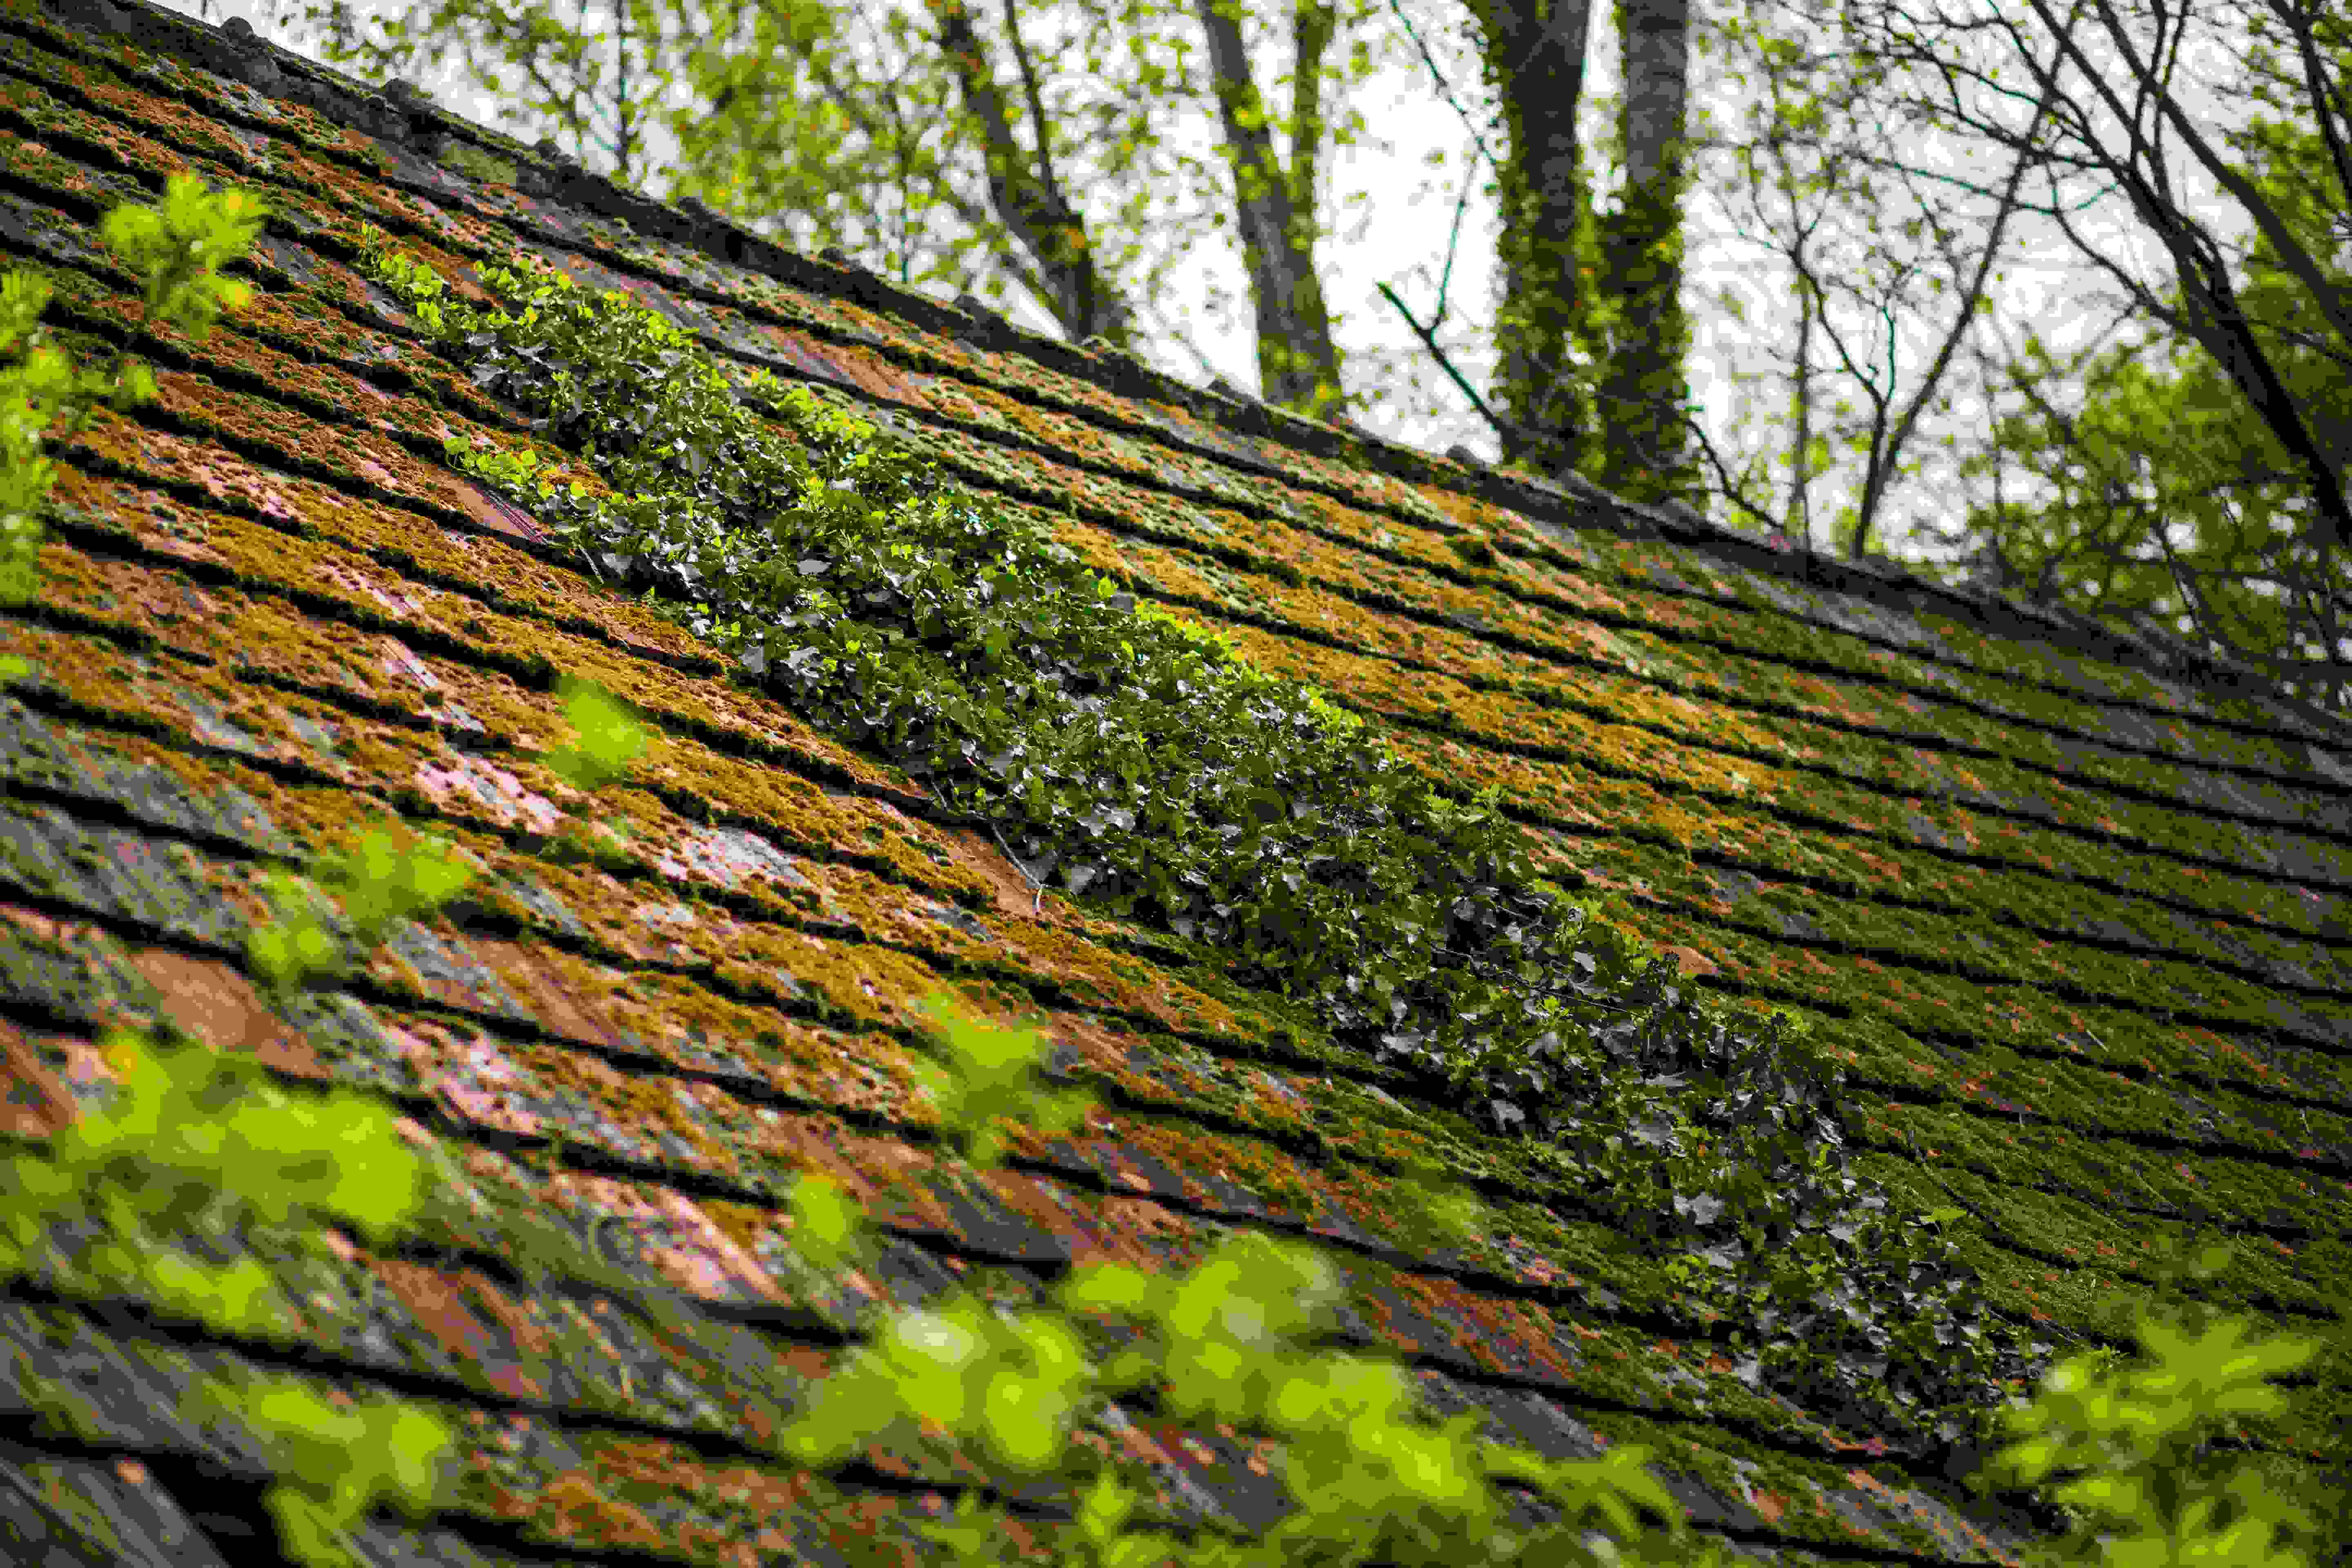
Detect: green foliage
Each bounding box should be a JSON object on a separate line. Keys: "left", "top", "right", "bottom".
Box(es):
{"left": 542, "top": 676, "right": 652, "bottom": 792}
{"left": 1458, "top": 0, "right": 1703, "bottom": 520}
{"left": 3, "top": 1029, "right": 428, "bottom": 1321}
{"left": 906, "top": 995, "right": 1094, "bottom": 1167}
{"left": 1582, "top": 174, "right": 1704, "bottom": 516}
{"left": 0, "top": 169, "right": 2338, "bottom": 1568}
{"left": 0, "top": 173, "right": 264, "bottom": 619}
{"left": 94, "top": 175, "right": 268, "bottom": 340}
{"left": 0, "top": 174, "right": 472, "bottom": 1568}
{"left": 775, "top": 996, "right": 1718, "bottom": 1568}
{"left": 358, "top": 231, "right": 2062, "bottom": 1463}
{"left": 1980, "top": 1303, "right": 2343, "bottom": 1568}
{"left": 0, "top": 1031, "right": 458, "bottom": 1566}
{"left": 248, "top": 820, "right": 480, "bottom": 998}
{"left": 1937, "top": 32, "right": 2352, "bottom": 708}
{"left": 1478, "top": 136, "right": 1613, "bottom": 484}
{"left": 0, "top": 270, "right": 70, "bottom": 615}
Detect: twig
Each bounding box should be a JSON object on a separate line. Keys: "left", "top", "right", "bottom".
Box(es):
{"left": 988, "top": 820, "right": 1047, "bottom": 914}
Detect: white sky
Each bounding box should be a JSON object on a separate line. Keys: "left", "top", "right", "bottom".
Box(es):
{"left": 161, "top": 0, "right": 2304, "bottom": 570}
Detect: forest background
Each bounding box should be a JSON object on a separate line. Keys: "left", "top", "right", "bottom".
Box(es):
{"left": 148, "top": 0, "right": 2352, "bottom": 714}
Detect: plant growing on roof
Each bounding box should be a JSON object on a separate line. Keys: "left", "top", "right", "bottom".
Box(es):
{"left": 357, "top": 230, "right": 2067, "bottom": 1462}
{"left": 0, "top": 664, "right": 675, "bottom": 1564}
{"left": 0, "top": 1026, "right": 463, "bottom": 1567}
{"left": 766, "top": 1000, "right": 1729, "bottom": 1568}
{"left": 768, "top": 1014, "right": 2352, "bottom": 1568}
{"left": 7, "top": 179, "right": 2340, "bottom": 1568}
{"left": 0, "top": 174, "right": 468, "bottom": 1568}
{"left": 0, "top": 171, "right": 265, "bottom": 637}
{"left": 1971, "top": 1239, "right": 2349, "bottom": 1568}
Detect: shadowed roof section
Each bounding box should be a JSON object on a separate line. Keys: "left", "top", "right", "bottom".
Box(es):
{"left": 2, "top": 0, "right": 2350, "bottom": 1562}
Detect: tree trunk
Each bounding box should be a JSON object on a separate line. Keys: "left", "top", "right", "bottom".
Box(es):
{"left": 1194, "top": 0, "right": 1349, "bottom": 416}
{"left": 925, "top": 0, "right": 1139, "bottom": 348}
{"left": 1461, "top": 0, "right": 1601, "bottom": 481}
{"left": 1590, "top": 0, "right": 1699, "bottom": 512}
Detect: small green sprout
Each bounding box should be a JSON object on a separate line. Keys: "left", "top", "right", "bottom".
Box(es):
{"left": 2, "top": 1028, "right": 455, "bottom": 1566}
{"left": 785, "top": 1168, "right": 867, "bottom": 1273}
{"left": 2, "top": 175, "right": 264, "bottom": 607}
{"left": 909, "top": 993, "right": 1095, "bottom": 1168}
{"left": 248, "top": 822, "right": 478, "bottom": 996}
{"left": 543, "top": 677, "right": 650, "bottom": 792}
{"left": 1979, "top": 1305, "right": 2339, "bottom": 1568}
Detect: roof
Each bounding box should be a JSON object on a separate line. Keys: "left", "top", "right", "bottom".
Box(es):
{"left": 2, "top": 0, "right": 2350, "bottom": 1563}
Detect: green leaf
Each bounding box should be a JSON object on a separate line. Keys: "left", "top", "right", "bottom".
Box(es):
{"left": 543, "top": 678, "right": 650, "bottom": 792}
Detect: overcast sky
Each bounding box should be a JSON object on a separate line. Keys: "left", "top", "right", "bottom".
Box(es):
{"left": 160, "top": 0, "right": 2301, "bottom": 568}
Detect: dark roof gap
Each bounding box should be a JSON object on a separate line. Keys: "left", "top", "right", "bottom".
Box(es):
{"left": 0, "top": 1270, "right": 837, "bottom": 1482}
{"left": 1662, "top": 903, "right": 2352, "bottom": 1058}
{"left": 1890, "top": 1018, "right": 2352, "bottom": 1130}
{"left": 1637, "top": 853, "right": 2352, "bottom": 999}
{"left": 1683, "top": 957, "right": 2352, "bottom": 1101}
{"left": 1924, "top": 1161, "right": 2336, "bottom": 1245}
{"left": 0, "top": 742, "right": 1433, "bottom": 1115}
{"left": 0, "top": 762, "right": 313, "bottom": 873}
{"left": 1544, "top": 811, "right": 2341, "bottom": 962}
{"left": 38, "top": 502, "right": 732, "bottom": 691}
{"left": 1675, "top": 926, "right": 2352, "bottom": 1072}
{"left": 1132, "top": 573, "right": 2352, "bottom": 838}
{"left": 1349, "top": 684, "right": 2352, "bottom": 897}
{"left": 1664, "top": 854, "right": 2352, "bottom": 1002}
{"left": 1966, "top": 1213, "right": 2352, "bottom": 1297}
{"left": 1503, "top": 536, "right": 2346, "bottom": 756}
{"left": 1856, "top": 1076, "right": 2352, "bottom": 1188}
{"left": 0, "top": 806, "right": 1045, "bottom": 1079}
{"left": 9, "top": 7, "right": 2344, "bottom": 751}
{"left": 0, "top": 679, "right": 339, "bottom": 822}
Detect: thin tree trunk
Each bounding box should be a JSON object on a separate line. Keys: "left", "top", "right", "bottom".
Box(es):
{"left": 1461, "top": 0, "right": 1601, "bottom": 479}
{"left": 1194, "top": 0, "right": 1349, "bottom": 414}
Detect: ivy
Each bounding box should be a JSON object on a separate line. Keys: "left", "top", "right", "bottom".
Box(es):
{"left": 3, "top": 175, "right": 2340, "bottom": 1568}
{"left": 357, "top": 232, "right": 2060, "bottom": 1461}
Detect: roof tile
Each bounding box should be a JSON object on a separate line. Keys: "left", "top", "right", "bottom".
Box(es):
{"left": 4, "top": 1, "right": 2348, "bottom": 1562}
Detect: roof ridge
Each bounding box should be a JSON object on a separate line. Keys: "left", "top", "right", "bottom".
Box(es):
{"left": 37, "top": 0, "right": 2349, "bottom": 750}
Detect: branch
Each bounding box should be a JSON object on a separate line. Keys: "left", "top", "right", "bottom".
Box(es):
{"left": 1373, "top": 279, "right": 1517, "bottom": 446}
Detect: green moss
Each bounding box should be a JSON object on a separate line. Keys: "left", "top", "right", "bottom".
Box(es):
{"left": 347, "top": 232, "right": 2089, "bottom": 1466}
{"left": 437, "top": 138, "right": 519, "bottom": 189}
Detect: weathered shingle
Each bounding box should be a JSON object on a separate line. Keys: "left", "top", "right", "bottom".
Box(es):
{"left": 2, "top": 0, "right": 2347, "bottom": 1564}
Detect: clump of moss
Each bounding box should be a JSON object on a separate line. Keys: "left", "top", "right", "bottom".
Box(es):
{"left": 361, "top": 233, "right": 2057, "bottom": 1459}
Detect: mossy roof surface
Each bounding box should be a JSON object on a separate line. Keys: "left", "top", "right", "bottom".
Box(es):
{"left": 1, "top": 1, "right": 2348, "bottom": 1564}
